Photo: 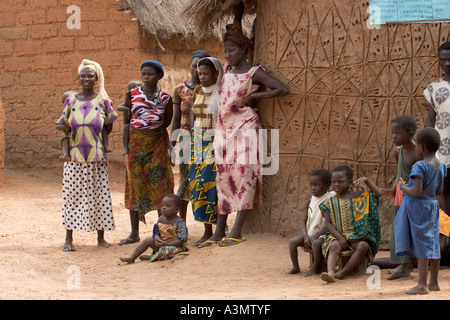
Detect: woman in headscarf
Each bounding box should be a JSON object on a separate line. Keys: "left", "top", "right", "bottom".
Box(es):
{"left": 204, "top": 29, "right": 289, "bottom": 247}
{"left": 170, "top": 50, "right": 210, "bottom": 224}
{"left": 55, "top": 59, "right": 118, "bottom": 252}
{"left": 119, "top": 60, "right": 174, "bottom": 245}
{"left": 189, "top": 57, "right": 224, "bottom": 247}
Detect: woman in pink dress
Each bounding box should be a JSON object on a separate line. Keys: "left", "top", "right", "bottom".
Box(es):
{"left": 200, "top": 29, "right": 289, "bottom": 247}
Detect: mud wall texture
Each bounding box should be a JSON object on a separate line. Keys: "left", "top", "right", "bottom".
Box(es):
{"left": 0, "top": 99, "right": 4, "bottom": 184}
{"left": 246, "top": 0, "right": 450, "bottom": 246}
{"left": 0, "top": 0, "right": 222, "bottom": 171}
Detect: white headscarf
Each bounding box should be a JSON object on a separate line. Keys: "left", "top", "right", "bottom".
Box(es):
{"left": 197, "top": 57, "right": 224, "bottom": 128}
{"left": 77, "top": 59, "right": 110, "bottom": 103}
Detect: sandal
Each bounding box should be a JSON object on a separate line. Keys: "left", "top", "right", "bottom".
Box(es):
{"left": 218, "top": 237, "right": 246, "bottom": 247}
{"left": 118, "top": 237, "right": 140, "bottom": 245}
{"left": 197, "top": 240, "right": 219, "bottom": 248}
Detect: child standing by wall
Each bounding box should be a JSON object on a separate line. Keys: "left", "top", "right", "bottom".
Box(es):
{"left": 286, "top": 169, "right": 334, "bottom": 276}
{"left": 395, "top": 128, "right": 446, "bottom": 295}
{"left": 320, "top": 165, "right": 382, "bottom": 283}
{"left": 381, "top": 115, "right": 420, "bottom": 280}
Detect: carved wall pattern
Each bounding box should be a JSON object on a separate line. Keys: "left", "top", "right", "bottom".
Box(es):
{"left": 247, "top": 0, "right": 450, "bottom": 244}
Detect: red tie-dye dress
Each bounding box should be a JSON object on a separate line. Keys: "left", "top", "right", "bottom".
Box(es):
{"left": 214, "top": 64, "right": 262, "bottom": 215}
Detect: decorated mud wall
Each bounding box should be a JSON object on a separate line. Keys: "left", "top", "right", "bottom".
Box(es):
{"left": 246, "top": 0, "right": 450, "bottom": 245}
{"left": 0, "top": 0, "right": 222, "bottom": 171}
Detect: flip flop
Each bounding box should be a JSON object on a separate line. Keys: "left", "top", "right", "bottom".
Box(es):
{"left": 197, "top": 240, "right": 219, "bottom": 248}
{"left": 118, "top": 237, "right": 140, "bottom": 245}
{"left": 218, "top": 237, "right": 246, "bottom": 247}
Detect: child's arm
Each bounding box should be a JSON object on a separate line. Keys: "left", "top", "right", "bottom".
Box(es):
{"left": 323, "top": 211, "right": 348, "bottom": 249}
{"left": 399, "top": 176, "right": 423, "bottom": 198}
{"left": 300, "top": 198, "right": 312, "bottom": 247}
{"left": 355, "top": 177, "right": 383, "bottom": 198}
{"left": 380, "top": 180, "right": 396, "bottom": 198}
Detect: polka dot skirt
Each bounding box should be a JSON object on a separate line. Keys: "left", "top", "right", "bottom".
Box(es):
{"left": 62, "top": 162, "right": 115, "bottom": 232}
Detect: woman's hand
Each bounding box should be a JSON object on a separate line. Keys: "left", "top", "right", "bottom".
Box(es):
{"left": 240, "top": 93, "right": 256, "bottom": 108}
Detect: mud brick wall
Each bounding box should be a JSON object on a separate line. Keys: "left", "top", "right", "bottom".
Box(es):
{"left": 0, "top": 0, "right": 223, "bottom": 171}
{"left": 0, "top": 99, "right": 4, "bottom": 185}
{"left": 246, "top": 0, "right": 450, "bottom": 246}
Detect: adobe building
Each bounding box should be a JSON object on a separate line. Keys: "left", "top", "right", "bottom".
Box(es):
{"left": 0, "top": 0, "right": 223, "bottom": 173}
{"left": 242, "top": 0, "right": 450, "bottom": 246}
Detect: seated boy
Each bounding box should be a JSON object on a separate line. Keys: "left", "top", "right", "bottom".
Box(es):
{"left": 287, "top": 169, "right": 334, "bottom": 276}
{"left": 320, "top": 165, "right": 382, "bottom": 283}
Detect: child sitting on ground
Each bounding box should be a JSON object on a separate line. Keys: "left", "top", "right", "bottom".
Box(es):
{"left": 286, "top": 169, "right": 334, "bottom": 276}
{"left": 119, "top": 194, "right": 188, "bottom": 263}
{"left": 320, "top": 165, "right": 382, "bottom": 283}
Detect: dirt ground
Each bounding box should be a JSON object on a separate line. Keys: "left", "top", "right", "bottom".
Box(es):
{"left": 0, "top": 164, "right": 449, "bottom": 301}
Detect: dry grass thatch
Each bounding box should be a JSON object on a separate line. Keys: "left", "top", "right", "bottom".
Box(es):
{"left": 180, "top": 0, "right": 257, "bottom": 33}
{"left": 123, "top": 0, "right": 256, "bottom": 41}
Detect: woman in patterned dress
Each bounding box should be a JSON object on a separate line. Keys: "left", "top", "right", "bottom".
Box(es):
{"left": 201, "top": 29, "right": 289, "bottom": 247}
{"left": 119, "top": 60, "right": 174, "bottom": 245}
{"left": 56, "top": 59, "right": 118, "bottom": 252}
{"left": 170, "top": 50, "right": 210, "bottom": 223}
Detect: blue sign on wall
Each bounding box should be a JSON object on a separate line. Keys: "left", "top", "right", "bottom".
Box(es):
{"left": 369, "top": 0, "right": 450, "bottom": 24}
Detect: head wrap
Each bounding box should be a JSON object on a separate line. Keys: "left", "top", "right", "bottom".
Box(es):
{"left": 223, "top": 29, "right": 252, "bottom": 52}
{"left": 191, "top": 50, "right": 210, "bottom": 60}
{"left": 78, "top": 59, "right": 109, "bottom": 103}
{"left": 197, "top": 57, "right": 224, "bottom": 128}
{"left": 140, "top": 60, "right": 164, "bottom": 78}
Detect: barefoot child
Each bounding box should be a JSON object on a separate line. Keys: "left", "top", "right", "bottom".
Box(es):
{"left": 287, "top": 169, "right": 334, "bottom": 276}
{"left": 395, "top": 128, "right": 446, "bottom": 294}
{"left": 320, "top": 165, "right": 382, "bottom": 283}
{"left": 119, "top": 194, "right": 188, "bottom": 263}
{"left": 380, "top": 115, "right": 419, "bottom": 279}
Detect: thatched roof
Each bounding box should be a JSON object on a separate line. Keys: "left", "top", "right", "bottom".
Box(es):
{"left": 180, "top": 0, "right": 257, "bottom": 33}
{"left": 123, "top": 0, "right": 256, "bottom": 42}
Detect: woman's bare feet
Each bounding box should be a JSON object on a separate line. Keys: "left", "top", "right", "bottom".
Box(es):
{"left": 286, "top": 267, "right": 300, "bottom": 275}
{"left": 97, "top": 239, "right": 111, "bottom": 248}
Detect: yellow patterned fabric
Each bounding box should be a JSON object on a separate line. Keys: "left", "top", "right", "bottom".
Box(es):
{"left": 56, "top": 94, "right": 118, "bottom": 163}
{"left": 320, "top": 191, "right": 381, "bottom": 263}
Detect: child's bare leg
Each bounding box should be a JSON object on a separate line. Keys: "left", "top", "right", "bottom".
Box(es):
{"left": 406, "top": 258, "right": 429, "bottom": 294}
{"left": 335, "top": 240, "right": 369, "bottom": 279}
{"left": 122, "top": 124, "right": 130, "bottom": 155}
{"left": 321, "top": 240, "right": 341, "bottom": 282}
{"left": 306, "top": 237, "right": 325, "bottom": 276}
{"left": 119, "top": 237, "right": 156, "bottom": 264}
{"left": 428, "top": 259, "right": 440, "bottom": 291}
{"left": 59, "top": 137, "right": 71, "bottom": 162}
{"left": 286, "top": 235, "right": 303, "bottom": 274}
{"left": 102, "top": 128, "right": 112, "bottom": 153}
